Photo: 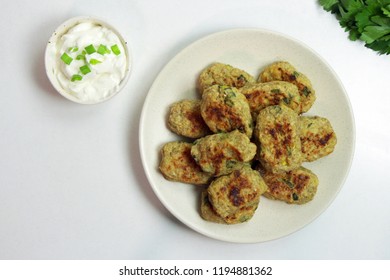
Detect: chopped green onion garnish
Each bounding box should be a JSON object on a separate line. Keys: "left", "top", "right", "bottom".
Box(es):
{"left": 80, "top": 65, "right": 91, "bottom": 75}
{"left": 282, "top": 179, "right": 294, "bottom": 189}
{"left": 71, "top": 74, "right": 83, "bottom": 82}
{"left": 60, "top": 53, "right": 73, "bottom": 65}
{"left": 111, "top": 44, "right": 121, "bottom": 55}
{"left": 76, "top": 54, "right": 85, "bottom": 60}
{"left": 97, "top": 44, "right": 110, "bottom": 55}
{"left": 302, "top": 86, "right": 311, "bottom": 97}
{"left": 84, "top": 44, "right": 96, "bottom": 54}
{"left": 68, "top": 47, "right": 79, "bottom": 53}
{"left": 90, "top": 59, "right": 102, "bottom": 65}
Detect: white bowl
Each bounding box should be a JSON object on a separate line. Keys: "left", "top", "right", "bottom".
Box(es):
{"left": 45, "top": 16, "right": 132, "bottom": 104}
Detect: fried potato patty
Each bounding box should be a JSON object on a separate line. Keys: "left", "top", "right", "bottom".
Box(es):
{"left": 299, "top": 116, "right": 337, "bottom": 162}
{"left": 255, "top": 164, "right": 318, "bottom": 204}
{"left": 198, "top": 62, "right": 255, "bottom": 95}
{"left": 200, "top": 189, "right": 227, "bottom": 224}
{"left": 239, "top": 81, "right": 301, "bottom": 118}
{"left": 207, "top": 166, "right": 267, "bottom": 223}
{"left": 259, "top": 61, "right": 316, "bottom": 113}
{"left": 168, "top": 99, "right": 210, "bottom": 138}
{"left": 159, "top": 141, "right": 212, "bottom": 185}
{"left": 254, "top": 105, "right": 302, "bottom": 173}
{"left": 191, "top": 130, "right": 256, "bottom": 177}
{"left": 201, "top": 85, "right": 253, "bottom": 138}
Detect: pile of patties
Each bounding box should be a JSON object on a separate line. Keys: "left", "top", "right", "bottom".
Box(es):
{"left": 159, "top": 61, "right": 337, "bottom": 225}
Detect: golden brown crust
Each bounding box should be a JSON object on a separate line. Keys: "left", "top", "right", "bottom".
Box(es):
{"left": 168, "top": 99, "right": 211, "bottom": 138}
{"left": 259, "top": 61, "right": 316, "bottom": 113}
{"left": 254, "top": 105, "right": 303, "bottom": 173}
{"left": 299, "top": 116, "right": 337, "bottom": 162}
{"left": 255, "top": 164, "right": 318, "bottom": 204}
{"left": 239, "top": 81, "right": 301, "bottom": 118}
{"left": 198, "top": 62, "right": 255, "bottom": 95}
{"left": 191, "top": 130, "right": 257, "bottom": 177}
{"left": 207, "top": 166, "right": 267, "bottom": 223}
{"left": 201, "top": 85, "right": 253, "bottom": 138}
{"left": 159, "top": 141, "right": 212, "bottom": 185}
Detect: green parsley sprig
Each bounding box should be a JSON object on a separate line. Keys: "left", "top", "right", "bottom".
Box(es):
{"left": 319, "top": 0, "right": 390, "bottom": 55}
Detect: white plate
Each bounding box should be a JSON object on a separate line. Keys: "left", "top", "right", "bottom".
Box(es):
{"left": 139, "top": 28, "right": 355, "bottom": 243}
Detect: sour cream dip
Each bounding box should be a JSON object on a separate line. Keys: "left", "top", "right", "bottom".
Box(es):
{"left": 45, "top": 17, "right": 131, "bottom": 104}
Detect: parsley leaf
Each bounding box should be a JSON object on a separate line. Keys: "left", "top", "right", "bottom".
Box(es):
{"left": 319, "top": 0, "right": 390, "bottom": 55}
{"left": 319, "top": 0, "right": 339, "bottom": 10}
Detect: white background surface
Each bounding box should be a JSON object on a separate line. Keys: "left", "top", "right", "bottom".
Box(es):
{"left": 0, "top": 0, "right": 389, "bottom": 259}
